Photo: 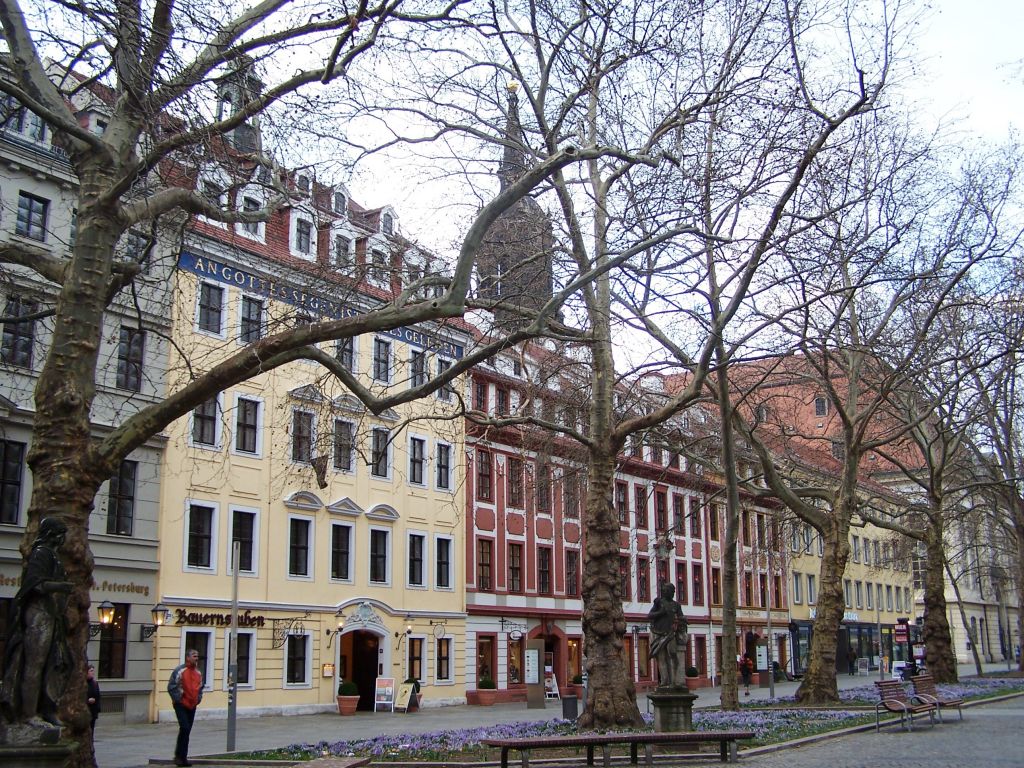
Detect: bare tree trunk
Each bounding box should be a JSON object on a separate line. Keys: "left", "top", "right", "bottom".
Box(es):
{"left": 795, "top": 513, "right": 850, "bottom": 704}
{"left": 715, "top": 367, "right": 740, "bottom": 710}
{"left": 579, "top": 450, "right": 644, "bottom": 728}
{"left": 25, "top": 173, "right": 125, "bottom": 767}
{"left": 944, "top": 559, "right": 984, "bottom": 676}
{"left": 1016, "top": 524, "right": 1024, "bottom": 672}
{"left": 922, "top": 521, "right": 958, "bottom": 682}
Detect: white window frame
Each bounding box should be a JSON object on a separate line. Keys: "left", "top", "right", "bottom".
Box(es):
{"left": 188, "top": 393, "right": 223, "bottom": 451}
{"left": 282, "top": 630, "right": 313, "bottom": 688}
{"left": 368, "top": 525, "right": 391, "bottom": 586}
{"left": 844, "top": 579, "right": 852, "bottom": 608}
{"left": 289, "top": 206, "right": 317, "bottom": 262}
{"left": 181, "top": 629, "right": 215, "bottom": 691}
{"left": 195, "top": 280, "right": 227, "bottom": 338}
{"left": 235, "top": 183, "right": 267, "bottom": 242}
{"left": 366, "top": 234, "right": 391, "bottom": 287}
{"left": 196, "top": 165, "right": 229, "bottom": 229}
{"left": 791, "top": 572, "right": 802, "bottom": 604}
{"left": 408, "top": 434, "right": 427, "bottom": 487}
{"left": 434, "top": 440, "right": 453, "bottom": 492}
{"left": 436, "top": 358, "right": 454, "bottom": 401}
{"left": 886, "top": 584, "right": 894, "bottom": 611}
{"left": 237, "top": 294, "right": 265, "bottom": 344}
{"left": 372, "top": 337, "right": 392, "bottom": 383}
{"left": 370, "top": 426, "right": 391, "bottom": 480}
{"left": 290, "top": 408, "right": 316, "bottom": 466}
{"left": 434, "top": 534, "right": 454, "bottom": 591}
{"left": 184, "top": 499, "right": 219, "bottom": 573}
{"left": 227, "top": 504, "right": 260, "bottom": 577}
{"left": 407, "top": 530, "right": 428, "bottom": 589}
{"left": 852, "top": 535, "right": 861, "bottom": 563}
{"left": 866, "top": 581, "right": 874, "bottom": 609}
{"left": 331, "top": 223, "right": 355, "bottom": 268}
{"left": 329, "top": 521, "right": 354, "bottom": 583}
{"left": 335, "top": 336, "right": 358, "bottom": 373}
{"left": 435, "top": 636, "right": 454, "bottom": 684}
{"left": 332, "top": 418, "right": 356, "bottom": 473}
{"left": 222, "top": 628, "right": 257, "bottom": 690}
{"left": 286, "top": 513, "right": 314, "bottom": 581}
{"left": 807, "top": 574, "right": 817, "bottom": 605}
{"left": 855, "top": 580, "right": 863, "bottom": 609}
{"left": 231, "top": 393, "right": 264, "bottom": 458}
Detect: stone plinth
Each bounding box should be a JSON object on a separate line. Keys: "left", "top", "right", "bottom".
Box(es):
{"left": 0, "top": 743, "right": 76, "bottom": 768}
{"left": 648, "top": 687, "right": 698, "bottom": 732}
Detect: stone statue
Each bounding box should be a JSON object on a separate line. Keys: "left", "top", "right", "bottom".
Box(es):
{"left": 1, "top": 517, "right": 74, "bottom": 727}
{"left": 647, "top": 582, "right": 688, "bottom": 689}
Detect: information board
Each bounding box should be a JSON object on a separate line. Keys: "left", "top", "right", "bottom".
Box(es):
{"left": 524, "top": 648, "right": 540, "bottom": 685}
{"left": 374, "top": 677, "right": 396, "bottom": 712}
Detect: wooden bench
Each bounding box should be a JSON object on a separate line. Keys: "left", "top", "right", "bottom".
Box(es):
{"left": 874, "top": 679, "right": 937, "bottom": 732}
{"left": 910, "top": 673, "right": 964, "bottom": 723}
{"left": 481, "top": 730, "right": 755, "bottom": 767}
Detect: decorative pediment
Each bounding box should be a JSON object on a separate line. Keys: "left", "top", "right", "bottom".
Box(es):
{"left": 379, "top": 407, "right": 399, "bottom": 423}
{"left": 366, "top": 503, "right": 400, "bottom": 521}
{"left": 333, "top": 394, "right": 366, "bottom": 414}
{"left": 289, "top": 384, "right": 325, "bottom": 403}
{"left": 283, "top": 490, "right": 324, "bottom": 511}
{"left": 327, "top": 496, "right": 364, "bottom": 517}
{"left": 342, "top": 601, "right": 386, "bottom": 632}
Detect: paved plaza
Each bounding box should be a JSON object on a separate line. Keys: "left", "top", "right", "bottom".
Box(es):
{"left": 89, "top": 664, "right": 1023, "bottom": 768}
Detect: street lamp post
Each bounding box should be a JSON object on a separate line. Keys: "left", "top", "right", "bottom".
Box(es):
{"left": 766, "top": 546, "right": 775, "bottom": 699}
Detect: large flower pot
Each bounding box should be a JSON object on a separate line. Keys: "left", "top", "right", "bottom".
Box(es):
{"left": 476, "top": 689, "right": 497, "bottom": 706}
{"left": 337, "top": 695, "right": 360, "bottom": 715}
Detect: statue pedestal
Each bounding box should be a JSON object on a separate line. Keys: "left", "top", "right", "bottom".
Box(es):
{"left": 0, "top": 743, "right": 75, "bottom": 768}
{"left": 648, "top": 687, "right": 698, "bottom": 732}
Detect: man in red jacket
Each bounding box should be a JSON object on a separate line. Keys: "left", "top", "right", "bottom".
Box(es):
{"left": 167, "top": 650, "right": 203, "bottom": 767}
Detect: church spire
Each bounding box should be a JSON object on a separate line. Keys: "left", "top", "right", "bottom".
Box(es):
{"left": 497, "top": 82, "right": 527, "bottom": 190}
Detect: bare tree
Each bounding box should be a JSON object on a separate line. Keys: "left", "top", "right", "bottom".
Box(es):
{"left": 347, "top": 0, "right": 894, "bottom": 724}
{"left": 0, "top": 1, "right": 639, "bottom": 763}
{"left": 731, "top": 118, "right": 1022, "bottom": 701}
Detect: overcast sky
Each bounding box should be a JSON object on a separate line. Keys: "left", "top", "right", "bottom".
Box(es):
{"left": 913, "top": 0, "right": 1022, "bottom": 141}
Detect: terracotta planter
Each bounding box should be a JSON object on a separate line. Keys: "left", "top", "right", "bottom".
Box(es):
{"left": 476, "top": 688, "right": 497, "bottom": 706}
{"left": 573, "top": 684, "right": 584, "bottom": 699}
{"left": 336, "top": 695, "right": 360, "bottom": 715}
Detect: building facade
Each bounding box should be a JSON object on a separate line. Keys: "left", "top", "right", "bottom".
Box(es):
{"left": 0, "top": 80, "right": 172, "bottom": 723}
{"left": 150, "top": 162, "right": 472, "bottom": 720}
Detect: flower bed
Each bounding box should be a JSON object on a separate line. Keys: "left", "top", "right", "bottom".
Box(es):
{"left": 229, "top": 678, "right": 1024, "bottom": 764}
{"left": 748, "top": 677, "right": 1024, "bottom": 708}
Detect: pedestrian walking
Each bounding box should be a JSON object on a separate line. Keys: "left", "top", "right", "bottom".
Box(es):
{"left": 168, "top": 649, "right": 203, "bottom": 767}
{"left": 86, "top": 664, "right": 101, "bottom": 734}
{"left": 739, "top": 653, "right": 753, "bottom": 695}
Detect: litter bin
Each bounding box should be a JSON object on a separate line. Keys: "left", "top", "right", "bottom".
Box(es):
{"left": 562, "top": 695, "right": 578, "bottom": 719}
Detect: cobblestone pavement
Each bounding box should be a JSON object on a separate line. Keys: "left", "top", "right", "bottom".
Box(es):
{"left": 88, "top": 664, "right": 1021, "bottom": 768}
{"left": 746, "top": 698, "right": 1024, "bottom": 768}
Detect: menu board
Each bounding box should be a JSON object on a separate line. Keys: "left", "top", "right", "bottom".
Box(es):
{"left": 374, "top": 677, "right": 395, "bottom": 712}
{"left": 394, "top": 682, "right": 416, "bottom": 712}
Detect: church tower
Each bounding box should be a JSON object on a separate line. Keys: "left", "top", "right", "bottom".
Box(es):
{"left": 477, "top": 83, "right": 555, "bottom": 330}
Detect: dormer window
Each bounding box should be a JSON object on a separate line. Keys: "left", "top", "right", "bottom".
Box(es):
{"left": 93, "top": 118, "right": 107, "bottom": 136}
{"left": 297, "top": 174, "right": 310, "bottom": 194}
{"left": 334, "top": 192, "right": 347, "bottom": 214}
{"left": 295, "top": 219, "right": 313, "bottom": 255}
{"left": 381, "top": 212, "right": 394, "bottom": 235}
{"left": 370, "top": 248, "right": 389, "bottom": 282}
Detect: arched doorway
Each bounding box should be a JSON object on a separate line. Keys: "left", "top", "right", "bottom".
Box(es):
{"left": 351, "top": 630, "right": 380, "bottom": 711}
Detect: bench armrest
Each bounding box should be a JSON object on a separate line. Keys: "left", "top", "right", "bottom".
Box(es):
{"left": 914, "top": 693, "right": 939, "bottom": 705}
{"left": 876, "top": 698, "right": 909, "bottom": 714}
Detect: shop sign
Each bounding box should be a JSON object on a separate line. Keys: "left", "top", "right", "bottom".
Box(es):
{"left": 174, "top": 608, "right": 267, "bottom": 627}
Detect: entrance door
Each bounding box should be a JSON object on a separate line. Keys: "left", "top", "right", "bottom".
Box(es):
{"left": 352, "top": 630, "right": 380, "bottom": 711}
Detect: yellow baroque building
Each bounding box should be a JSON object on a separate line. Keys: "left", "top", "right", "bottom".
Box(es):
{"left": 152, "top": 233, "right": 470, "bottom": 720}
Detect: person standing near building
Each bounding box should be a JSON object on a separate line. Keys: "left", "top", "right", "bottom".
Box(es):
{"left": 86, "top": 664, "right": 101, "bottom": 734}
{"left": 739, "top": 653, "right": 753, "bottom": 695}
{"left": 168, "top": 650, "right": 203, "bottom": 767}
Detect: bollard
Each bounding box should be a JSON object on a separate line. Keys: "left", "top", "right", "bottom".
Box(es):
{"left": 562, "top": 695, "right": 578, "bottom": 719}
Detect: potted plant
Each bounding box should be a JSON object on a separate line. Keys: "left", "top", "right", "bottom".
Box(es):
{"left": 476, "top": 676, "right": 497, "bottom": 706}
{"left": 336, "top": 679, "right": 360, "bottom": 715}
{"left": 571, "top": 673, "right": 585, "bottom": 699}
{"left": 685, "top": 666, "right": 700, "bottom": 688}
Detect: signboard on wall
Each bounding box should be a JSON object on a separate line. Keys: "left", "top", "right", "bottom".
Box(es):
{"left": 374, "top": 677, "right": 395, "bottom": 712}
